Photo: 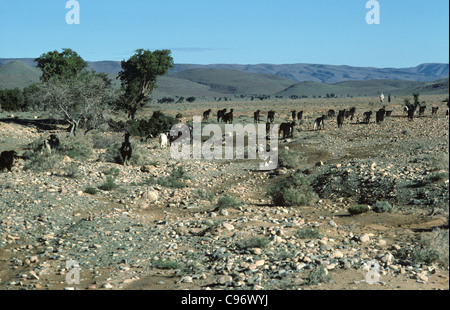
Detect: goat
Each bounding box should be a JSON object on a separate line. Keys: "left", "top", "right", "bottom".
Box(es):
{"left": 403, "top": 106, "right": 409, "bottom": 115}
{"left": 406, "top": 104, "right": 416, "bottom": 121}
{"left": 348, "top": 107, "right": 356, "bottom": 121}
{"left": 254, "top": 110, "right": 261, "bottom": 123}
{"left": 314, "top": 116, "right": 325, "bottom": 131}
{"left": 120, "top": 133, "right": 132, "bottom": 166}
{"left": 376, "top": 108, "right": 386, "bottom": 124}
{"left": 279, "top": 122, "right": 295, "bottom": 139}
{"left": 217, "top": 109, "right": 227, "bottom": 123}
{"left": 337, "top": 110, "right": 346, "bottom": 128}
{"left": 48, "top": 134, "right": 60, "bottom": 151}
{"left": 431, "top": 107, "right": 439, "bottom": 116}
{"left": 297, "top": 111, "right": 304, "bottom": 121}
{"left": 291, "top": 110, "right": 297, "bottom": 121}
{"left": 223, "top": 109, "right": 234, "bottom": 124}
{"left": 267, "top": 110, "right": 275, "bottom": 123}
{"left": 327, "top": 109, "right": 335, "bottom": 118}
{"left": 363, "top": 111, "right": 372, "bottom": 124}
{"left": 385, "top": 111, "right": 393, "bottom": 117}
{"left": 203, "top": 109, "right": 212, "bottom": 121}
{"left": 0, "top": 150, "right": 17, "bottom": 172}
{"left": 418, "top": 106, "right": 427, "bottom": 116}
{"left": 159, "top": 133, "right": 168, "bottom": 148}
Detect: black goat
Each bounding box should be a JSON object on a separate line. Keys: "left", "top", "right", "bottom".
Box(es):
{"left": 348, "top": 107, "right": 356, "bottom": 121}
{"left": 406, "top": 104, "right": 416, "bottom": 121}
{"left": 363, "top": 111, "right": 372, "bottom": 124}
{"left": 279, "top": 122, "right": 295, "bottom": 139}
{"left": 0, "top": 150, "right": 17, "bottom": 172}
{"left": 431, "top": 107, "right": 439, "bottom": 116}
{"left": 48, "top": 134, "right": 60, "bottom": 151}
{"left": 337, "top": 110, "right": 346, "bottom": 128}
{"left": 291, "top": 110, "right": 297, "bottom": 121}
{"left": 376, "top": 108, "right": 386, "bottom": 124}
{"left": 217, "top": 109, "right": 227, "bottom": 123}
{"left": 203, "top": 109, "right": 212, "bottom": 121}
{"left": 223, "top": 109, "right": 234, "bottom": 124}
{"left": 254, "top": 110, "right": 261, "bottom": 123}
{"left": 418, "top": 106, "right": 427, "bottom": 116}
{"left": 120, "top": 133, "right": 132, "bottom": 166}
{"left": 297, "top": 111, "right": 304, "bottom": 121}
{"left": 327, "top": 109, "right": 335, "bottom": 118}
{"left": 267, "top": 110, "right": 275, "bottom": 123}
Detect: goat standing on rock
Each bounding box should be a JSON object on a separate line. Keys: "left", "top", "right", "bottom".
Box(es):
{"left": 120, "top": 133, "right": 132, "bottom": 166}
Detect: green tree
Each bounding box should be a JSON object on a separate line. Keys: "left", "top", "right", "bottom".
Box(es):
{"left": 37, "top": 72, "right": 116, "bottom": 137}
{"left": 0, "top": 88, "right": 25, "bottom": 111}
{"left": 34, "top": 48, "right": 88, "bottom": 82}
{"left": 118, "top": 49, "right": 174, "bottom": 120}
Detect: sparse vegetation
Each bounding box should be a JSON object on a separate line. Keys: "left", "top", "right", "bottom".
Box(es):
{"left": 216, "top": 195, "right": 243, "bottom": 210}
{"left": 295, "top": 227, "right": 322, "bottom": 239}
{"left": 267, "top": 171, "right": 316, "bottom": 207}
{"left": 348, "top": 205, "right": 370, "bottom": 215}
{"left": 303, "top": 266, "right": 331, "bottom": 286}
{"left": 372, "top": 201, "right": 393, "bottom": 213}
{"left": 236, "top": 237, "right": 270, "bottom": 250}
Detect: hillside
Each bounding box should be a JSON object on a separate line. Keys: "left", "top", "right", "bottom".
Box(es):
{"left": 0, "top": 58, "right": 448, "bottom": 98}
{"left": 0, "top": 61, "right": 41, "bottom": 89}
{"left": 170, "top": 68, "right": 296, "bottom": 95}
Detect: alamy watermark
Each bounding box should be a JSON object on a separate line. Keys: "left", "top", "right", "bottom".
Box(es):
{"left": 66, "top": 0, "right": 80, "bottom": 24}
{"left": 65, "top": 259, "right": 81, "bottom": 285}
{"left": 366, "top": 0, "right": 380, "bottom": 25}
{"left": 169, "top": 116, "right": 279, "bottom": 171}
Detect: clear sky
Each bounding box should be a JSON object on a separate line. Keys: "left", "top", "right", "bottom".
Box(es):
{"left": 0, "top": 0, "right": 448, "bottom": 68}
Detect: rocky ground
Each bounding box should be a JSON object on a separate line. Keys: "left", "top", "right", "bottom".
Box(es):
{"left": 0, "top": 96, "right": 449, "bottom": 291}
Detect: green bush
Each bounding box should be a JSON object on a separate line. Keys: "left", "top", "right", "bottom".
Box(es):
{"left": 303, "top": 266, "right": 331, "bottom": 286}
{"left": 98, "top": 176, "right": 119, "bottom": 191}
{"left": 216, "top": 195, "right": 243, "bottom": 210}
{"left": 156, "top": 166, "right": 190, "bottom": 189}
{"left": 278, "top": 149, "right": 302, "bottom": 169}
{"left": 84, "top": 186, "right": 99, "bottom": 195}
{"left": 296, "top": 227, "right": 322, "bottom": 239}
{"left": 108, "top": 111, "right": 178, "bottom": 138}
{"left": 348, "top": 205, "right": 370, "bottom": 215}
{"left": 372, "top": 201, "right": 393, "bottom": 213}
{"left": 236, "top": 237, "right": 270, "bottom": 250}
{"left": 267, "top": 172, "right": 316, "bottom": 206}
{"left": 58, "top": 135, "right": 93, "bottom": 160}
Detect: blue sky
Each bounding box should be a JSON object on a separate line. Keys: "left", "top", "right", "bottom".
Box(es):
{"left": 0, "top": 0, "right": 448, "bottom": 67}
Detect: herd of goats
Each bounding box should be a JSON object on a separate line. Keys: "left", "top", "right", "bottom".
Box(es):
{"left": 1, "top": 100, "right": 449, "bottom": 173}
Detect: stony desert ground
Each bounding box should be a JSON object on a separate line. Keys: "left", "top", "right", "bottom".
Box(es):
{"left": 0, "top": 94, "right": 449, "bottom": 291}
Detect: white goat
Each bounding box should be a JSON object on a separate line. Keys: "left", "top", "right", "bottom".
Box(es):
{"left": 159, "top": 133, "right": 168, "bottom": 148}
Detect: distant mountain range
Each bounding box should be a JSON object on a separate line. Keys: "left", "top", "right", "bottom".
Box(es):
{"left": 0, "top": 58, "right": 448, "bottom": 98}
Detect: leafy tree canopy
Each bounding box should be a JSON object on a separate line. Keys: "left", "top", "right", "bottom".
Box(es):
{"left": 34, "top": 48, "right": 88, "bottom": 82}
{"left": 118, "top": 49, "right": 174, "bottom": 119}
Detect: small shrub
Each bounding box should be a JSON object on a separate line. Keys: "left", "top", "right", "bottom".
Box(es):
{"left": 418, "top": 229, "right": 449, "bottom": 266}
{"left": 348, "top": 205, "right": 370, "bottom": 215}
{"left": 303, "top": 266, "right": 331, "bottom": 286}
{"left": 196, "top": 189, "right": 214, "bottom": 202}
{"left": 103, "top": 167, "right": 120, "bottom": 177}
{"left": 157, "top": 166, "right": 190, "bottom": 188}
{"left": 216, "top": 195, "right": 243, "bottom": 210}
{"left": 372, "top": 201, "right": 393, "bottom": 213}
{"left": 23, "top": 152, "right": 63, "bottom": 172}
{"left": 296, "top": 227, "right": 322, "bottom": 239}
{"left": 152, "top": 258, "right": 183, "bottom": 270}
{"left": 267, "top": 171, "right": 316, "bottom": 206}
{"left": 278, "top": 149, "right": 302, "bottom": 169}
{"left": 98, "top": 176, "right": 119, "bottom": 191}
{"left": 236, "top": 237, "right": 270, "bottom": 250}
{"left": 63, "top": 162, "right": 79, "bottom": 178}
{"left": 84, "top": 186, "right": 99, "bottom": 195}
{"left": 58, "top": 135, "right": 93, "bottom": 160}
